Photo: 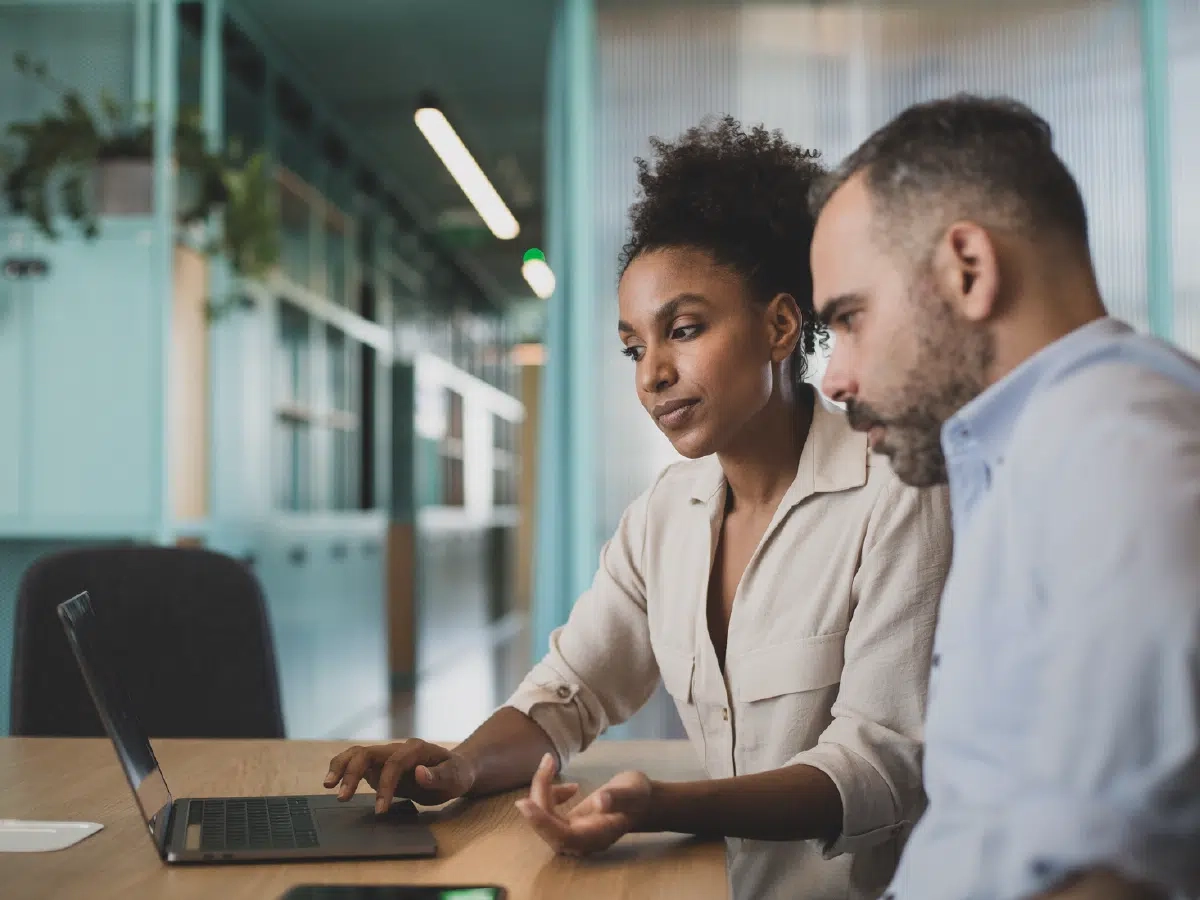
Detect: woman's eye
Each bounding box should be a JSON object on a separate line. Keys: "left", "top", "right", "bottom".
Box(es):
{"left": 838, "top": 311, "right": 860, "bottom": 330}
{"left": 671, "top": 324, "right": 701, "bottom": 341}
{"left": 622, "top": 345, "right": 645, "bottom": 362}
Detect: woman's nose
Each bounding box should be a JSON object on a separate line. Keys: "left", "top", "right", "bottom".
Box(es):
{"left": 638, "top": 345, "right": 678, "bottom": 394}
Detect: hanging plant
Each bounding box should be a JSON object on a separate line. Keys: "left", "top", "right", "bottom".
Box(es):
{"left": 1, "top": 53, "right": 279, "bottom": 297}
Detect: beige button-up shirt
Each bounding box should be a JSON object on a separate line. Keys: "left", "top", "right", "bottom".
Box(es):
{"left": 507, "top": 392, "right": 952, "bottom": 900}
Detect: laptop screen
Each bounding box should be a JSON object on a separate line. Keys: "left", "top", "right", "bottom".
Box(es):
{"left": 58, "top": 591, "right": 174, "bottom": 855}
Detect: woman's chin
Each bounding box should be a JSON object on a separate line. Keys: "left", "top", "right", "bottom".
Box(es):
{"left": 666, "top": 430, "right": 715, "bottom": 460}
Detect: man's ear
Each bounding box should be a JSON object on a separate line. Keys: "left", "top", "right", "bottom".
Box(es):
{"left": 932, "top": 221, "right": 1000, "bottom": 323}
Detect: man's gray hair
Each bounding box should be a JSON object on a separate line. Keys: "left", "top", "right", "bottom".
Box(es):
{"left": 808, "top": 94, "right": 1090, "bottom": 254}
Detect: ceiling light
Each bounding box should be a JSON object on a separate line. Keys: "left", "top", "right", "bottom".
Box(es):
{"left": 414, "top": 96, "right": 519, "bottom": 241}
{"left": 521, "top": 248, "right": 556, "bottom": 299}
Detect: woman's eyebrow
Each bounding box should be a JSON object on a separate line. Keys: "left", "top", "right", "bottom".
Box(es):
{"left": 618, "top": 293, "right": 707, "bottom": 334}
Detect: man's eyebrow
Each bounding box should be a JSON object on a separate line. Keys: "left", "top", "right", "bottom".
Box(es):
{"left": 618, "top": 293, "right": 707, "bottom": 334}
{"left": 817, "top": 293, "right": 865, "bottom": 326}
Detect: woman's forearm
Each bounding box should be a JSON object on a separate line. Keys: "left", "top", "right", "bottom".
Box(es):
{"left": 639, "top": 764, "right": 843, "bottom": 843}
{"left": 457, "top": 706, "right": 558, "bottom": 797}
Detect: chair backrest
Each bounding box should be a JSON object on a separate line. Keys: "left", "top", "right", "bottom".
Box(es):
{"left": 10, "top": 545, "right": 285, "bottom": 739}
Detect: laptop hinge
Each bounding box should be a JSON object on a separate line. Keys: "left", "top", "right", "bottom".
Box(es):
{"left": 154, "top": 800, "right": 177, "bottom": 859}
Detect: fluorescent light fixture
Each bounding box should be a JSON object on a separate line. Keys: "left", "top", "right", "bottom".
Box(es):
{"left": 414, "top": 100, "right": 519, "bottom": 240}
{"left": 522, "top": 248, "right": 556, "bottom": 299}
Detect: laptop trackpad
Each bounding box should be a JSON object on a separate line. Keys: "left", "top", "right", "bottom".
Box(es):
{"left": 315, "top": 801, "right": 420, "bottom": 835}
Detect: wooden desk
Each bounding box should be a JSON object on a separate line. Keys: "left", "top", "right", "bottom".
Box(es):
{"left": 0, "top": 738, "right": 726, "bottom": 900}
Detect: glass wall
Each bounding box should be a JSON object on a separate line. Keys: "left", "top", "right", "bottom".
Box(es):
{"left": 592, "top": 0, "right": 1184, "bottom": 532}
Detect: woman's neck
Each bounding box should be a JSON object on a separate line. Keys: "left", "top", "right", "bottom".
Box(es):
{"left": 716, "top": 384, "right": 815, "bottom": 512}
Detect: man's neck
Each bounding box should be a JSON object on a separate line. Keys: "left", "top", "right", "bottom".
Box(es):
{"left": 986, "top": 273, "right": 1108, "bottom": 388}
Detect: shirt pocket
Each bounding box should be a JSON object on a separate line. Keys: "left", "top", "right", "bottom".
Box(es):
{"left": 730, "top": 631, "right": 847, "bottom": 757}
{"left": 655, "top": 644, "right": 706, "bottom": 753}
{"left": 656, "top": 644, "right": 695, "bottom": 703}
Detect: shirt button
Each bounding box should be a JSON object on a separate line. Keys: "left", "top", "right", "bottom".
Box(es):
{"left": 1031, "top": 859, "right": 1054, "bottom": 880}
{"left": 555, "top": 685, "right": 571, "bottom": 700}
{"left": 721, "top": 707, "right": 729, "bottom": 721}
{"left": 931, "top": 653, "right": 941, "bottom": 668}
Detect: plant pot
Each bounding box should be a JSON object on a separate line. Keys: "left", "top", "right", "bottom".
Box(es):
{"left": 93, "top": 158, "right": 204, "bottom": 218}
{"left": 95, "top": 158, "right": 153, "bottom": 215}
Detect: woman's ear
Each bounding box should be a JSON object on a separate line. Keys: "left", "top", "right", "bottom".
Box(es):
{"left": 766, "top": 293, "right": 804, "bottom": 363}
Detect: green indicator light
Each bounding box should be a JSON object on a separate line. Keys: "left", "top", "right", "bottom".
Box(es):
{"left": 523, "top": 248, "right": 546, "bottom": 264}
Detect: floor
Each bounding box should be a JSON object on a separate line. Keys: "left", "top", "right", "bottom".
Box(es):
{"left": 391, "top": 612, "right": 531, "bottom": 741}
{"left": 337, "top": 613, "right": 686, "bottom": 746}
{"left": 330, "top": 612, "right": 529, "bottom": 742}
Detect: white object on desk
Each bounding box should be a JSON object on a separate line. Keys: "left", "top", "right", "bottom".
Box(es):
{"left": 0, "top": 820, "right": 104, "bottom": 852}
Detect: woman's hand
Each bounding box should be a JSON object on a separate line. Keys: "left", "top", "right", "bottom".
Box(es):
{"left": 515, "top": 753, "right": 654, "bottom": 856}
{"left": 324, "top": 740, "right": 478, "bottom": 811}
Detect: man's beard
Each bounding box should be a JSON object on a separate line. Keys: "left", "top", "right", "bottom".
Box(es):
{"left": 849, "top": 285, "right": 993, "bottom": 488}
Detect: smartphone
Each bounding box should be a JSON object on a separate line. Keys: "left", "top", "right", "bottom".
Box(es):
{"left": 280, "top": 887, "right": 506, "bottom": 900}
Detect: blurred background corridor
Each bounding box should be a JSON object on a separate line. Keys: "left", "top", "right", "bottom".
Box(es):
{"left": 0, "top": 0, "right": 1196, "bottom": 743}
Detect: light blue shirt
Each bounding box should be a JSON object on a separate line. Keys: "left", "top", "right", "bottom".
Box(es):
{"left": 887, "top": 317, "right": 1200, "bottom": 900}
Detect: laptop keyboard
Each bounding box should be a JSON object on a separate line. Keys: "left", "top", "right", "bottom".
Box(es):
{"left": 190, "top": 797, "right": 319, "bottom": 851}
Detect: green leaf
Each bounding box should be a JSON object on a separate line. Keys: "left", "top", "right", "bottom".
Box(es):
{"left": 99, "top": 91, "right": 124, "bottom": 127}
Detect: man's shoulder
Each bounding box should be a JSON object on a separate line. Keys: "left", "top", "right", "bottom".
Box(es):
{"left": 1009, "top": 345, "right": 1200, "bottom": 480}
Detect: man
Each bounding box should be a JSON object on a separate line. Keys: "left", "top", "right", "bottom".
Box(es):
{"left": 808, "top": 94, "right": 1199, "bottom": 900}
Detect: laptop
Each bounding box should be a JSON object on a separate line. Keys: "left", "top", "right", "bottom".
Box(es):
{"left": 57, "top": 590, "right": 438, "bottom": 863}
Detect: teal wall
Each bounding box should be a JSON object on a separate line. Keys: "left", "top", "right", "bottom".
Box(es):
{"left": 532, "top": 0, "right": 600, "bottom": 664}
{"left": 1141, "top": 0, "right": 1174, "bottom": 341}
{"left": 0, "top": 219, "right": 163, "bottom": 538}
{"left": 0, "top": 2, "right": 136, "bottom": 133}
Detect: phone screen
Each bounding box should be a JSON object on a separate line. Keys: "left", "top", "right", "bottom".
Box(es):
{"left": 281, "top": 887, "right": 505, "bottom": 900}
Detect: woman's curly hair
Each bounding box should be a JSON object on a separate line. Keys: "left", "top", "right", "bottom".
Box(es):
{"left": 619, "top": 115, "right": 829, "bottom": 384}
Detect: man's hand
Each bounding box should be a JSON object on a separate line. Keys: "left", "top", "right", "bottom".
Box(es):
{"left": 515, "top": 753, "right": 653, "bottom": 856}
{"left": 324, "top": 740, "right": 478, "bottom": 812}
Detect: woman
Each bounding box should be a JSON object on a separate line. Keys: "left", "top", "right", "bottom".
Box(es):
{"left": 324, "top": 117, "right": 952, "bottom": 900}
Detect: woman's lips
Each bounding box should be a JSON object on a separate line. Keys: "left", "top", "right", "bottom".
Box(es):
{"left": 654, "top": 398, "right": 700, "bottom": 430}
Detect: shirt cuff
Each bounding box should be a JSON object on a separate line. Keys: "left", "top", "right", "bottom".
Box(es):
{"left": 790, "top": 741, "right": 910, "bottom": 858}
{"left": 504, "top": 665, "right": 588, "bottom": 768}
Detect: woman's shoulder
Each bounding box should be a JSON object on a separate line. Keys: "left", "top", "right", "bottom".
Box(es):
{"left": 612, "top": 455, "right": 721, "bottom": 533}
{"left": 861, "top": 449, "right": 953, "bottom": 547}
{"left": 654, "top": 455, "right": 724, "bottom": 499}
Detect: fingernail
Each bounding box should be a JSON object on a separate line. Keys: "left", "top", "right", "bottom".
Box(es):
{"left": 376, "top": 800, "right": 387, "bottom": 815}
{"left": 541, "top": 753, "right": 553, "bottom": 770}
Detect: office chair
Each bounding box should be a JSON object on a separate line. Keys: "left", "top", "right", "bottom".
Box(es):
{"left": 9, "top": 545, "right": 286, "bottom": 739}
